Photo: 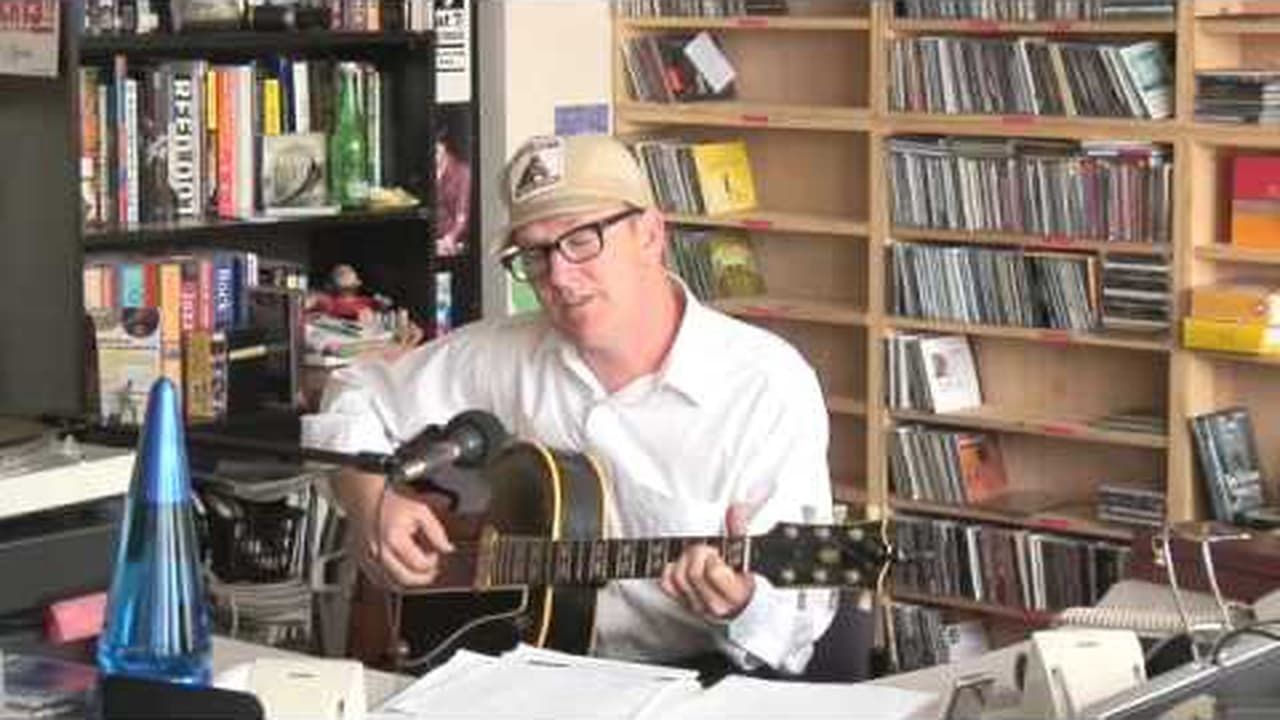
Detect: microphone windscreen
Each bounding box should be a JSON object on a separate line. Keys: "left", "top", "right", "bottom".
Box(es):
{"left": 445, "top": 410, "right": 509, "bottom": 467}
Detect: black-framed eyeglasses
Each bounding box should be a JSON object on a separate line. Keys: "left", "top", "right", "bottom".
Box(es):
{"left": 499, "top": 207, "right": 644, "bottom": 282}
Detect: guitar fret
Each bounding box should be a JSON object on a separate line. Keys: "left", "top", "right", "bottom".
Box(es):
{"left": 591, "top": 540, "right": 608, "bottom": 582}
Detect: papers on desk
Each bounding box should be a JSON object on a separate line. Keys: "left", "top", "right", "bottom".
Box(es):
{"left": 375, "top": 645, "right": 935, "bottom": 720}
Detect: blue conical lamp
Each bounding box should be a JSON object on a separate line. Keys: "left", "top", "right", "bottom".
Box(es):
{"left": 97, "top": 378, "right": 211, "bottom": 685}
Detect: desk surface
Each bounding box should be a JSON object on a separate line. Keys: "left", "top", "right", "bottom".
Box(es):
{"left": 214, "top": 636, "right": 1024, "bottom": 719}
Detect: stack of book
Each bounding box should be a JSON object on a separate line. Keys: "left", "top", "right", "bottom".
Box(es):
{"left": 887, "top": 137, "right": 1173, "bottom": 244}
{"left": 1196, "top": 71, "right": 1280, "bottom": 124}
{"left": 615, "top": 0, "right": 788, "bottom": 17}
{"left": 1100, "top": 253, "right": 1172, "bottom": 333}
{"left": 894, "top": 0, "right": 1175, "bottom": 20}
{"left": 621, "top": 32, "right": 736, "bottom": 103}
{"left": 1183, "top": 284, "right": 1280, "bottom": 355}
{"left": 667, "top": 227, "right": 765, "bottom": 301}
{"left": 889, "top": 425, "right": 1008, "bottom": 505}
{"left": 1096, "top": 482, "right": 1165, "bottom": 528}
{"left": 891, "top": 243, "right": 1099, "bottom": 331}
{"left": 889, "top": 37, "right": 1173, "bottom": 119}
{"left": 885, "top": 334, "right": 982, "bottom": 413}
{"left": 632, "top": 138, "right": 757, "bottom": 216}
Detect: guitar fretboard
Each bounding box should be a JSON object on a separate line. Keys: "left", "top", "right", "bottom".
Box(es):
{"left": 488, "top": 535, "right": 751, "bottom": 587}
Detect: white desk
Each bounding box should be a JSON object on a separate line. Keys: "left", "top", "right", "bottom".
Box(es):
{"left": 214, "top": 635, "right": 1026, "bottom": 719}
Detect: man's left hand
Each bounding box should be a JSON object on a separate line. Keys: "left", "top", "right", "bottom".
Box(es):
{"left": 660, "top": 505, "right": 756, "bottom": 620}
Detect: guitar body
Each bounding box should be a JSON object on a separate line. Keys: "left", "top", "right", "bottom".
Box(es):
{"left": 349, "top": 442, "right": 609, "bottom": 673}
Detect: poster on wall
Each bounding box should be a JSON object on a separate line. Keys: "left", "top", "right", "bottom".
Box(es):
{"left": 0, "top": 0, "right": 59, "bottom": 78}
{"left": 434, "top": 103, "right": 473, "bottom": 258}
{"left": 435, "top": 0, "right": 470, "bottom": 103}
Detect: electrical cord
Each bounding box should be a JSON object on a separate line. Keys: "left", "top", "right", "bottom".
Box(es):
{"left": 1210, "top": 619, "right": 1280, "bottom": 665}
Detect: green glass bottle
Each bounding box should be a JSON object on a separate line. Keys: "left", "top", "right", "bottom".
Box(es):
{"left": 330, "top": 62, "right": 370, "bottom": 209}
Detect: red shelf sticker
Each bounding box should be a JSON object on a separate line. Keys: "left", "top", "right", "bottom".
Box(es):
{"left": 741, "top": 113, "right": 770, "bottom": 125}
{"left": 1049, "top": 21, "right": 1075, "bottom": 32}
{"left": 1042, "top": 235, "right": 1072, "bottom": 246}
{"left": 963, "top": 19, "right": 1002, "bottom": 33}
{"left": 741, "top": 219, "right": 774, "bottom": 231}
{"left": 1041, "top": 423, "right": 1078, "bottom": 436}
{"left": 734, "top": 17, "right": 769, "bottom": 28}
{"left": 1001, "top": 114, "right": 1037, "bottom": 126}
{"left": 1040, "top": 330, "right": 1072, "bottom": 345}
{"left": 1035, "top": 518, "right": 1071, "bottom": 531}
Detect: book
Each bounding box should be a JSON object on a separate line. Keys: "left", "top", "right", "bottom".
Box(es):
{"left": 90, "top": 307, "right": 162, "bottom": 425}
{"left": 1189, "top": 407, "right": 1277, "bottom": 527}
{"left": 914, "top": 335, "right": 982, "bottom": 413}
{"left": 260, "top": 133, "right": 334, "bottom": 214}
{"left": 691, "top": 141, "right": 757, "bottom": 215}
{"left": 706, "top": 230, "right": 764, "bottom": 299}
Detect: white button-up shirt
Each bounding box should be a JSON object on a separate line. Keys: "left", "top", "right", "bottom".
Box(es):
{"left": 302, "top": 287, "right": 835, "bottom": 673}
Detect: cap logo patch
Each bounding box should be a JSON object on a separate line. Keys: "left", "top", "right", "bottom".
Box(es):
{"left": 510, "top": 136, "right": 565, "bottom": 204}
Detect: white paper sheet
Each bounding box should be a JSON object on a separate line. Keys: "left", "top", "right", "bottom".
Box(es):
{"left": 660, "top": 674, "right": 937, "bottom": 720}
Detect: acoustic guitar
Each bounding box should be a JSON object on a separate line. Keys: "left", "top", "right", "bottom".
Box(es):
{"left": 348, "top": 441, "right": 892, "bottom": 673}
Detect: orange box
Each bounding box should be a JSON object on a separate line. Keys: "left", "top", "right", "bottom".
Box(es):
{"left": 1191, "top": 284, "right": 1280, "bottom": 324}
{"left": 1231, "top": 202, "right": 1280, "bottom": 249}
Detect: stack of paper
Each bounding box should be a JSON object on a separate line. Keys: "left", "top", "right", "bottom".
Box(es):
{"left": 373, "top": 645, "right": 935, "bottom": 720}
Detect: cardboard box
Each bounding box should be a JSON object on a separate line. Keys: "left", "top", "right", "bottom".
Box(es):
{"left": 1183, "top": 317, "right": 1280, "bottom": 354}
{"left": 1191, "top": 285, "right": 1280, "bottom": 324}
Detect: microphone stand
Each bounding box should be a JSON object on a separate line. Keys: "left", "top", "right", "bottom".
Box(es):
{"left": 79, "top": 421, "right": 462, "bottom": 510}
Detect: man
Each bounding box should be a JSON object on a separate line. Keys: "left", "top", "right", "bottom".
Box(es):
{"left": 303, "top": 134, "right": 834, "bottom": 674}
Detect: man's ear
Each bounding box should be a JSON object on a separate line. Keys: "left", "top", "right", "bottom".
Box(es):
{"left": 635, "top": 208, "right": 668, "bottom": 266}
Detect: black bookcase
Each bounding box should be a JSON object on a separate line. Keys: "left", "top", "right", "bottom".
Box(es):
{"left": 0, "top": 1, "right": 485, "bottom": 421}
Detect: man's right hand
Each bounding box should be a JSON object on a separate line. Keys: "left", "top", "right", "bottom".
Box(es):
{"left": 337, "top": 469, "right": 455, "bottom": 588}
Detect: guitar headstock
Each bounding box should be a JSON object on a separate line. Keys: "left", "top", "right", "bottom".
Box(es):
{"left": 751, "top": 520, "right": 890, "bottom": 589}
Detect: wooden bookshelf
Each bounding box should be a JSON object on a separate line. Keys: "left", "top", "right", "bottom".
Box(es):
{"left": 612, "top": 1, "right": 1280, "bottom": 633}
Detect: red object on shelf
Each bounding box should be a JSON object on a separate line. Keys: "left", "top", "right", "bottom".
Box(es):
{"left": 45, "top": 591, "right": 107, "bottom": 644}
{"left": 1041, "top": 423, "right": 1078, "bottom": 436}
{"left": 740, "top": 219, "right": 773, "bottom": 231}
{"left": 1001, "top": 114, "right": 1036, "bottom": 126}
{"left": 734, "top": 17, "right": 769, "bottom": 28}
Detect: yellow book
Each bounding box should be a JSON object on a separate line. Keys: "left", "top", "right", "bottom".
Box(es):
{"left": 1183, "top": 317, "right": 1280, "bottom": 355}
{"left": 691, "top": 140, "right": 758, "bottom": 215}
{"left": 262, "top": 78, "right": 282, "bottom": 136}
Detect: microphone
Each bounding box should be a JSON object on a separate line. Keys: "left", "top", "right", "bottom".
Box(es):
{"left": 389, "top": 410, "right": 509, "bottom": 485}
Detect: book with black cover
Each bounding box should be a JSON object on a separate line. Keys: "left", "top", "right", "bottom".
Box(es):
{"left": 1189, "top": 407, "right": 1279, "bottom": 528}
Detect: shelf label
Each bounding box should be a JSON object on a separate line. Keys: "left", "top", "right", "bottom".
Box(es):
{"left": 1034, "top": 518, "right": 1071, "bottom": 531}
{"left": 734, "top": 17, "right": 769, "bottom": 29}
{"left": 1041, "top": 234, "right": 1072, "bottom": 246}
{"left": 741, "top": 113, "right": 770, "bottom": 125}
{"left": 1049, "top": 21, "right": 1076, "bottom": 32}
{"left": 740, "top": 219, "right": 774, "bottom": 231}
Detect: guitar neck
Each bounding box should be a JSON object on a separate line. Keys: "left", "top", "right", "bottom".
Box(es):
{"left": 484, "top": 534, "right": 751, "bottom": 588}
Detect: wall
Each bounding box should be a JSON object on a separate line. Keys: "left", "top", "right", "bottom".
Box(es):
{"left": 478, "top": 0, "right": 613, "bottom": 317}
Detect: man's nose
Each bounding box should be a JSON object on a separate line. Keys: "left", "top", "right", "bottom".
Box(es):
{"left": 544, "top": 247, "right": 580, "bottom": 285}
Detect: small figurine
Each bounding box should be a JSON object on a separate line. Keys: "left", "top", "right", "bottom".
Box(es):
{"left": 306, "top": 264, "right": 390, "bottom": 324}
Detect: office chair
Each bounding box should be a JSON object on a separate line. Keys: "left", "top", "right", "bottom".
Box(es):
{"left": 801, "top": 590, "right": 876, "bottom": 683}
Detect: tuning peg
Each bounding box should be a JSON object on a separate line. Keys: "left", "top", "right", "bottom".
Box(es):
{"left": 844, "top": 569, "right": 862, "bottom": 585}
{"left": 846, "top": 526, "right": 865, "bottom": 543}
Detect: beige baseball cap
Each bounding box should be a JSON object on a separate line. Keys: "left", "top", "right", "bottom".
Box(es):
{"left": 495, "top": 134, "right": 656, "bottom": 251}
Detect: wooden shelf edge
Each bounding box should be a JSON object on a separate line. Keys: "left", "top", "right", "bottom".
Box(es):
{"left": 890, "top": 227, "right": 1171, "bottom": 255}
{"left": 832, "top": 482, "right": 869, "bottom": 506}
{"left": 827, "top": 395, "right": 868, "bottom": 416}
{"left": 889, "top": 407, "right": 1169, "bottom": 449}
{"left": 1195, "top": 17, "right": 1280, "bottom": 35}
{"left": 670, "top": 211, "right": 869, "bottom": 237}
{"left": 888, "top": 18, "right": 1176, "bottom": 35}
{"left": 1190, "top": 349, "right": 1280, "bottom": 368}
{"left": 891, "top": 497, "right": 1137, "bottom": 543}
{"left": 886, "top": 317, "right": 1172, "bottom": 352}
{"left": 618, "top": 16, "right": 870, "bottom": 31}
{"left": 891, "top": 590, "right": 1056, "bottom": 625}
{"left": 1195, "top": 245, "right": 1280, "bottom": 265}
{"left": 715, "top": 296, "right": 867, "bottom": 326}
{"left": 885, "top": 113, "right": 1179, "bottom": 141}
{"left": 617, "top": 101, "right": 870, "bottom": 132}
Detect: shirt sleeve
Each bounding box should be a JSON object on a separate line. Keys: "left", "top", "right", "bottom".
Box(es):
{"left": 300, "top": 321, "right": 500, "bottom": 456}
{"left": 715, "top": 351, "right": 836, "bottom": 674}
